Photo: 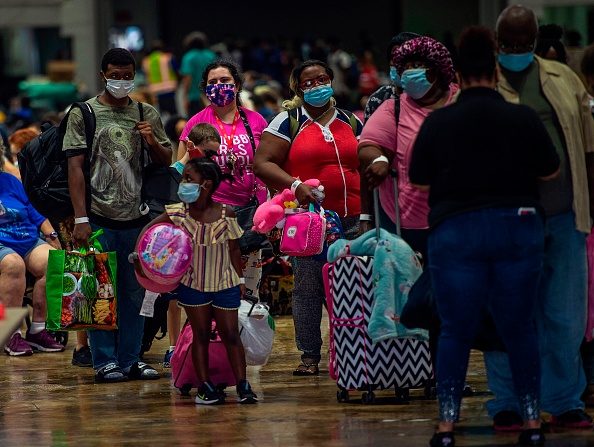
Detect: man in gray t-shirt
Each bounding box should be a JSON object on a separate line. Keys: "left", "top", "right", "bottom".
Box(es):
{"left": 64, "top": 96, "right": 170, "bottom": 221}
{"left": 64, "top": 48, "right": 172, "bottom": 384}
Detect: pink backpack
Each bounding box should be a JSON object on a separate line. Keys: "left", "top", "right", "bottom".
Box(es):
{"left": 280, "top": 205, "right": 326, "bottom": 257}
{"left": 171, "top": 322, "right": 236, "bottom": 396}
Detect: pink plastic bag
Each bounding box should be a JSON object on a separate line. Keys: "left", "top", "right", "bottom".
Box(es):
{"left": 171, "top": 322, "right": 236, "bottom": 395}
{"left": 586, "top": 233, "right": 594, "bottom": 342}
{"left": 280, "top": 205, "right": 326, "bottom": 257}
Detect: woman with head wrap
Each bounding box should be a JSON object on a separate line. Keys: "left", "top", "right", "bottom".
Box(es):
{"left": 358, "top": 36, "right": 459, "bottom": 261}
{"left": 363, "top": 31, "right": 421, "bottom": 123}
{"left": 357, "top": 38, "right": 460, "bottom": 397}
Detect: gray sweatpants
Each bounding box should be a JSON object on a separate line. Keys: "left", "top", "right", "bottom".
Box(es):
{"left": 292, "top": 217, "right": 359, "bottom": 363}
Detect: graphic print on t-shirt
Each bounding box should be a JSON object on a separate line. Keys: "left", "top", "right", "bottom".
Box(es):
{"left": 216, "top": 133, "right": 252, "bottom": 174}
{"left": 90, "top": 124, "right": 142, "bottom": 219}
{"left": 0, "top": 200, "right": 30, "bottom": 241}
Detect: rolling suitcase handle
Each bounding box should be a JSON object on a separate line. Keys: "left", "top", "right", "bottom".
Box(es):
{"left": 373, "top": 169, "right": 400, "bottom": 238}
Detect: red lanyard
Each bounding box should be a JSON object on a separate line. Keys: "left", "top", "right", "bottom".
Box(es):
{"left": 214, "top": 111, "right": 239, "bottom": 148}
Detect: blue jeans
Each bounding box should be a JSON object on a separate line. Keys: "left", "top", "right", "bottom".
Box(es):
{"left": 484, "top": 211, "right": 587, "bottom": 417}
{"left": 89, "top": 224, "right": 145, "bottom": 370}
{"left": 429, "top": 208, "right": 544, "bottom": 422}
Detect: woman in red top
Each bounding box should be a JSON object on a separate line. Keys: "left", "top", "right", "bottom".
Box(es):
{"left": 254, "top": 60, "right": 362, "bottom": 375}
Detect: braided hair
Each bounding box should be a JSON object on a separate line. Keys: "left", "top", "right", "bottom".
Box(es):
{"left": 185, "top": 151, "right": 233, "bottom": 192}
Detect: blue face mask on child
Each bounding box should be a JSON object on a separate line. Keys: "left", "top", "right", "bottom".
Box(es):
{"left": 389, "top": 66, "right": 401, "bottom": 87}
{"left": 178, "top": 182, "right": 202, "bottom": 203}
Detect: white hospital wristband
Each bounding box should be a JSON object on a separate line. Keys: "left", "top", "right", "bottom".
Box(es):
{"left": 290, "top": 179, "right": 303, "bottom": 195}
{"left": 74, "top": 217, "right": 89, "bottom": 225}
{"left": 359, "top": 214, "right": 373, "bottom": 222}
{"left": 371, "top": 155, "right": 389, "bottom": 165}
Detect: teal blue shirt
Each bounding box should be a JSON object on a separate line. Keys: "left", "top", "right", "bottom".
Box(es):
{"left": 180, "top": 49, "right": 217, "bottom": 102}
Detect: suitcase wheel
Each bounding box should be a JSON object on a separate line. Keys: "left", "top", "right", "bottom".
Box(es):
{"left": 361, "top": 391, "right": 376, "bottom": 404}
{"left": 394, "top": 387, "right": 410, "bottom": 402}
{"left": 336, "top": 388, "right": 349, "bottom": 403}
{"left": 178, "top": 384, "right": 192, "bottom": 396}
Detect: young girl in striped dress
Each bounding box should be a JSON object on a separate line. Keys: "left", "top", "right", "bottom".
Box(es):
{"left": 145, "top": 150, "right": 258, "bottom": 405}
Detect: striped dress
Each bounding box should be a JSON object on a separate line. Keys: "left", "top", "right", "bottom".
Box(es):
{"left": 165, "top": 202, "right": 243, "bottom": 292}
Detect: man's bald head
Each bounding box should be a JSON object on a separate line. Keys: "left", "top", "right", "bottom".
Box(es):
{"left": 496, "top": 5, "right": 539, "bottom": 51}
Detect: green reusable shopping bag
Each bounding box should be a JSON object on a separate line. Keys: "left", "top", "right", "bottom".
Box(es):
{"left": 46, "top": 230, "right": 118, "bottom": 331}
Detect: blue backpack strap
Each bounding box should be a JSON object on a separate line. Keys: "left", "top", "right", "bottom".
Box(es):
{"left": 336, "top": 108, "right": 358, "bottom": 136}
{"left": 394, "top": 97, "right": 400, "bottom": 128}
{"left": 288, "top": 108, "right": 302, "bottom": 141}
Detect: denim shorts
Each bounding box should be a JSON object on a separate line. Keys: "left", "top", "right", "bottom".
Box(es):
{"left": 175, "top": 283, "right": 241, "bottom": 310}
{"left": 0, "top": 239, "right": 46, "bottom": 263}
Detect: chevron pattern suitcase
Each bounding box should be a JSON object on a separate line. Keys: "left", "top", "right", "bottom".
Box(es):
{"left": 324, "top": 254, "right": 433, "bottom": 403}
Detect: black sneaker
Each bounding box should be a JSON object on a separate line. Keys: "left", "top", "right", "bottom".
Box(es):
{"left": 237, "top": 379, "right": 258, "bottom": 404}
{"left": 72, "top": 346, "right": 93, "bottom": 367}
{"left": 125, "top": 361, "right": 160, "bottom": 380}
{"left": 95, "top": 362, "right": 127, "bottom": 383}
{"left": 195, "top": 381, "right": 223, "bottom": 405}
{"left": 429, "top": 431, "right": 455, "bottom": 447}
{"left": 518, "top": 428, "right": 545, "bottom": 446}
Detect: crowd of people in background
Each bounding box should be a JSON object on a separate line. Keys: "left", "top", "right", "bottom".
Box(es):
{"left": 5, "top": 4, "right": 594, "bottom": 446}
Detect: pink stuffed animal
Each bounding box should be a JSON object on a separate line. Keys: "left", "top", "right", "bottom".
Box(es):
{"left": 252, "top": 179, "right": 322, "bottom": 234}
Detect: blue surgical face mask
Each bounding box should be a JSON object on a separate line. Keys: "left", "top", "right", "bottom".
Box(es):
{"left": 400, "top": 68, "right": 434, "bottom": 99}
{"left": 497, "top": 52, "right": 534, "bottom": 72}
{"left": 303, "top": 84, "right": 334, "bottom": 107}
{"left": 177, "top": 182, "right": 202, "bottom": 203}
{"left": 389, "top": 66, "right": 401, "bottom": 87}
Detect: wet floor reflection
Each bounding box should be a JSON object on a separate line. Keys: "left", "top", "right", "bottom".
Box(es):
{"left": 1, "top": 316, "right": 593, "bottom": 446}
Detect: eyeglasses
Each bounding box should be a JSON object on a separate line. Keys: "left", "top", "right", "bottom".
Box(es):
{"left": 299, "top": 74, "right": 331, "bottom": 90}
{"left": 498, "top": 41, "right": 536, "bottom": 54}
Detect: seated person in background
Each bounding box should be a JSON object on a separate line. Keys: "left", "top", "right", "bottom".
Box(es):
{"left": 8, "top": 127, "right": 39, "bottom": 165}
{"left": 0, "top": 150, "right": 64, "bottom": 356}
{"left": 0, "top": 139, "right": 20, "bottom": 179}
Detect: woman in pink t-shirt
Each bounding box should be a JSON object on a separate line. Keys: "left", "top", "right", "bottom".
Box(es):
{"left": 358, "top": 36, "right": 459, "bottom": 261}
{"left": 177, "top": 60, "right": 268, "bottom": 316}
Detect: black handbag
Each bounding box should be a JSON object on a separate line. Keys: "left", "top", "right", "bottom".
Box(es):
{"left": 401, "top": 269, "right": 434, "bottom": 331}
{"left": 235, "top": 108, "right": 269, "bottom": 255}
{"left": 138, "top": 102, "right": 182, "bottom": 220}
{"left": 235, "top": 196, "right": 269, "bottom": 255}
{"left": 401, "top": 269, "right": 507, "bottom": 352}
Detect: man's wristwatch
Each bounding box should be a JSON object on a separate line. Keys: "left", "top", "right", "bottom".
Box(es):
{"left": 46, "top": 231, "right": 59, "bottom": 240}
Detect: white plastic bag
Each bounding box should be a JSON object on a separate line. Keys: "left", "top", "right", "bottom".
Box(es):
{"left": 238, "top": 300, "right": 275, "bottom": 366}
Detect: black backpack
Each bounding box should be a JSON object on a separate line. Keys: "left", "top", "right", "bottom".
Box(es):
{"left": 18, "top": 102, "right": 95, "bottom": 222}
{"left": 140, "top": 294, "right": 170, "bottom": 357}
{"left": 138, "top": 102, "right": 181, "bottom": 220}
